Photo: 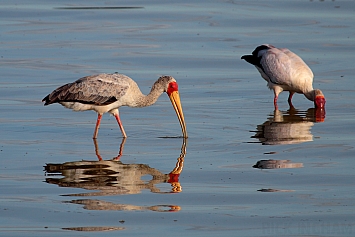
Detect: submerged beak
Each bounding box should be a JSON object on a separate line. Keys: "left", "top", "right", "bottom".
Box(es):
{"left": 168, "top": 91, "right": 188, "bottom": 138}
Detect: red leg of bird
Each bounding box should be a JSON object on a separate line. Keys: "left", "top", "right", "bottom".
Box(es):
{"left": 288, "top": 92, "right": 295, "bottom": 108}
{"left": 114, "top": 113, "right": 127, "bottom": 138}
{"left": 93, "top": 114, "right": 102, "bottom": 139}
{"left": 273, "top": 96, "right": 279, "bottom": 110}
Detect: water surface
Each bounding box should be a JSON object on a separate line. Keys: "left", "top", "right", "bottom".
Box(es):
{"left": 1, "top": 0, "right": 355, "bottom": 236}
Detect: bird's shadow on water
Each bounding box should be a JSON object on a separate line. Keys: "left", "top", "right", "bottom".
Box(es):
{"left": 43, "top": 138, "right": 187, "bottom": 212}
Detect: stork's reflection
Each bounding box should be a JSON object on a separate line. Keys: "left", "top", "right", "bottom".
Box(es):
{"left": 44, "top": 138, "right": 187, "bottom": 196}
{"left": 250, "top": 107, "right": 325, "bottom": 145}
{"left": 253, "top": 159, "right": 303, "bottom": 169}
{"left": 65, "top": 199, "right": 181, "bottom": 212}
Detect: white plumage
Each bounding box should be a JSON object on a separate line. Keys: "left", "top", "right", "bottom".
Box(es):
{"left": 241, "top": 44, "right": 326, "bottom": 109}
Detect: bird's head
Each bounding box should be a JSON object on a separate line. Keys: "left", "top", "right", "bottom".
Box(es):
{"left": 154, "top": 76, "right": 176, "bottom": 94}
{"left": 314, "top": 89, "right": 326, "bottom": 109}
{"left": 157, "top": 76, "right": 187, "bottom": 138}
{"left": 167, "top": 79, "right": 179, "bottom": 96}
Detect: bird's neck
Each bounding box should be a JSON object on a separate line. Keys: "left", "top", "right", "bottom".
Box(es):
{"left": 133, "top": 85, "right": 164, "bottom": 108}
{"left": 304, "top": 90, "right": 315, "bottom": 101}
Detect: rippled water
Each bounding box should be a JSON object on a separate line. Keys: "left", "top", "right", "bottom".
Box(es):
{"left": 1, "top": 0, "right": 354, "bottom": 236}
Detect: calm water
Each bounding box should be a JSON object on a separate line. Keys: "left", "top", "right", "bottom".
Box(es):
{"left": 1, "top": 0, "right": 354, "bottom": 236}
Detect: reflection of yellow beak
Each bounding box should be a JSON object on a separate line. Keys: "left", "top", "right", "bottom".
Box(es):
{"left": 169, "top": 91, "right": 188, "bottom": 138}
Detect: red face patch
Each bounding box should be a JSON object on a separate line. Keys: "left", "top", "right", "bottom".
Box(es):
{"left": 167, "top": 81, "right": 178, "bottom": 95}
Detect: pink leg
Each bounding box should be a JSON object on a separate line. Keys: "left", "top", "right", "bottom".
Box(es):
{"left": 114, "top": 113, "right": 127, "bottom": 138}
{"left": 93, "top": 114, "right": 102, "bottom": 139}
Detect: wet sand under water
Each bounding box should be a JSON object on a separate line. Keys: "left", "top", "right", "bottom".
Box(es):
{"left": 1, "top": 0, "right": 355, "bottom": 236}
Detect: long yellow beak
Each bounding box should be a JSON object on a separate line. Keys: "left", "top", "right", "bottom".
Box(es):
{"left": 168, "top": 91, "right": 188, "bottom": 138}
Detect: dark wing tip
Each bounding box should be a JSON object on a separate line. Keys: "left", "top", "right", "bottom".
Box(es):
{"left": 42, "top": 95, "right": 49, "bottom": 105}
{"left": 42, "top": 95, "right": 51, "bottom": 106}
{"left": 241, "top": 54, "right": 258, "bottom": 66}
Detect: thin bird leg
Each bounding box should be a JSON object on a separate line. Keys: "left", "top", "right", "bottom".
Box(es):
{"left": 288, "top": 92, "right": 295, "bottom": 107}
{"left": 93, "top": 114, "right": 103, "bottom": 139}
{"left": 114, "top": 113, "right": 127, "bottom": 138}
{"left": 273, "top": 95, "right": 279, "bottom": 110}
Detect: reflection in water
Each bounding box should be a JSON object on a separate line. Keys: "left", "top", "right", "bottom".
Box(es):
{"left": 44, "top": 138, "right": 187, "bottom": 197}
{"left": 55, "top": 6, "right": 144, "bottom": 10}
{"left": 257, "top": 189, "right": 294, "bottom": 193}
{"left": 94, "top": 137, "right": 126, "bottom": 161}
{"left": 253, "top": 159, "right": 303, "bottom": 169}
{"left": 65, "top": 199, "right": 180, "bottom": 212}
{"left": 250, "top": 107, "right": 325, "bottom": 145}
{"left": 62, "top": 226, "right": 124, "bottom": 232}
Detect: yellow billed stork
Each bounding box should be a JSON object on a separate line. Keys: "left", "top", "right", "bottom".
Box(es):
{"left": 42, "top": 73, "right": 187, "bottom": 139}
{"left": 241, "top": 44, "right": 326, "bottom": 109}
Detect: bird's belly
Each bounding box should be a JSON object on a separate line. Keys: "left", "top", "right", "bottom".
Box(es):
{"left": 267, "top": 81, "right": 305, "bottom": 94}
{"left": 60, "top": 102, "right": 93, "bottom": 111}
{"left": 60, "top": 102, "right": 121, "bottom": 114}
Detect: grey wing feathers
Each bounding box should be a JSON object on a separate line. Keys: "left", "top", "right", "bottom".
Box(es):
{"left": 260, "top": 48, "right": 292, "bottom": 86}
{"left": 42, "top": 74, "right": 130, "bottom": 105}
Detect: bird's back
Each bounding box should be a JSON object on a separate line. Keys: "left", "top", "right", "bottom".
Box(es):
{"left": 263, "top": 47, "right": 314, "bottom": 91}
{"left": 242, "top": 45, "right": 325, "bottom": 108}
{"left": 43, "top": 73, "right": 132, "bottom": 106}
{"left": 242, "top": 45, "right": 314, "bottom": 92}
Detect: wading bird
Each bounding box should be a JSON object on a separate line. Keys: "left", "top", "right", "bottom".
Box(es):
{"left": 42, "top": 73, "right": 187, "bottom": 139}
{"left": 241, "top": 44, "right": 326, "bottom": 109}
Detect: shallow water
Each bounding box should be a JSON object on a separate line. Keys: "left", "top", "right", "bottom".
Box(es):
{"left": 1, "top": 0, "right": 355, "bottom": 236}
